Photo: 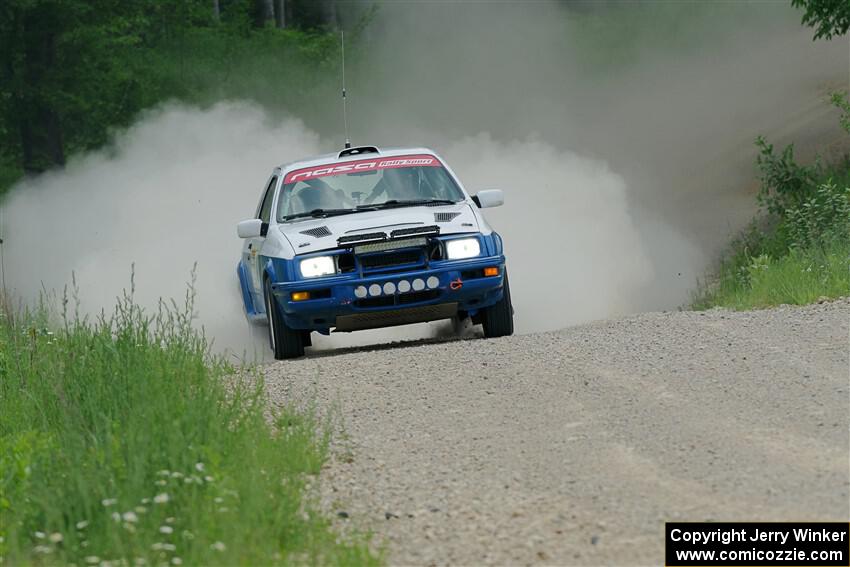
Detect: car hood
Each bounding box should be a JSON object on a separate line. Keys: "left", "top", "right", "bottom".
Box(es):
{"left": 279, "top": 203, "right": 480, "bottom": 254}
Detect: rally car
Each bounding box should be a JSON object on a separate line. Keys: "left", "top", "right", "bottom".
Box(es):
{"left": 236, "top": 145, "right": 513, "bottom": 359}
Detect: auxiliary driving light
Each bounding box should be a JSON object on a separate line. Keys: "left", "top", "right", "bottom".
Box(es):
{"left": 483, "top": 266, "right": 500, "bottom": 277}
{"left": 398, "top": 280, "right": 411, "bottom": 293}
{"left": 369, "top": 284, "right": 382, "bottom": 296}
{"left": 412, "top": 278, "right": 425, "bottom": 291}
{"left": 354, "top": 285, "right": 368, "bottom": 298}
{"left": 291, "top": 291, "right": 311, "bottom": 301}
{"left": 426, "top": 276, "right": 439, "bottom": 289}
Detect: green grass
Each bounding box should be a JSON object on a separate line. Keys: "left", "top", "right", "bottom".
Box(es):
{"left": 0, "top": 285, "right": 378, "bottom": 566}
{"left": 694, "top": 239, "right": 850, "bottom": 310}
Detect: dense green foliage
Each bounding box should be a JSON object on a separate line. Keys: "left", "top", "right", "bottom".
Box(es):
{"left": 0, "top": 0, "right": 350, "bottom": 188}
{"left": 792, "top": 0, "right": 850, "bottom": 39}
{"left": 0, "top": 283, "right": 378, "bottom": 565}
{"left": 694, "top": 95, "right": 850, "bottom": 309}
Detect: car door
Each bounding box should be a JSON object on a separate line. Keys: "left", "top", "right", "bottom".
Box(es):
{"left": 245, "top": 175, "right": 278, "bottom": 308}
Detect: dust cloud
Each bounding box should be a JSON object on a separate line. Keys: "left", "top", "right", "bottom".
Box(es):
{"left": 0, "top": 1, "right": 846, "bottom": 357}
{"left": 0, "top": 103, "right": 320, "bottom": 359}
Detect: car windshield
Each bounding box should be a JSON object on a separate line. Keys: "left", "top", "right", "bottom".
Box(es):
{"left": 277, "top": 155, "right": 465, "bottom": 221}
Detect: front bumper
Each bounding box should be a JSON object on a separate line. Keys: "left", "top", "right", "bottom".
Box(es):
{"left": 270, "top": 255, "right": 506, "bottom": 332}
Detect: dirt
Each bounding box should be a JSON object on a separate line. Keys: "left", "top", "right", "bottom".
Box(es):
{"left": 263, "top": 299, "right": 849, "bottom": 565}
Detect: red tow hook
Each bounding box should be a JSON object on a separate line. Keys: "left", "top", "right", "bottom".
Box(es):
{"left": 449, "top": 278, "right": 463, "bottom": 291}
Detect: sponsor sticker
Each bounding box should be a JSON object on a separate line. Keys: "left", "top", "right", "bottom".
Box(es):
{"left": 284, "top": 154, "right": 441, "bottom": 184}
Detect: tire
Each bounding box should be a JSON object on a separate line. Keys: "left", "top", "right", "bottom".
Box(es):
{"left": 481, "top": 272, "right": 514, "bottom": 338}
{"left": 451, "top": 311, "right": 471, "bottom": 336}
{"left": 264, "top": 277, "right": 304, "bottom": 360}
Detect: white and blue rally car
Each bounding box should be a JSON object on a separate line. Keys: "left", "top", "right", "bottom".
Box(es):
{"left": 236, "top": 145, "right": 513, "bottom": 359}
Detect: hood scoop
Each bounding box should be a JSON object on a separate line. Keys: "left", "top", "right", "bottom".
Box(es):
{"left": 434, "top": 212, "right": 461, "bottom": 223}
{"left": 300, "top": 226, "right": 332, "bottom": 238}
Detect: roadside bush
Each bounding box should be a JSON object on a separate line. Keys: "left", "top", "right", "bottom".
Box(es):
{"left": 695, "top": 120, "right": 850, "bottom": 309}
{"left": 754, "top": 136, "right": 823, "bottom": 217}
{"left": 785, "top": 181, "right": 850, "bottom": 249}
{"left": 0, "top": 284, "right": 377, "bottom": 566}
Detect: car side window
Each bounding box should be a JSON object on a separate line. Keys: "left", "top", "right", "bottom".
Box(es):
{"left": 258, "top": 176, "right": 278, "bottom": 224}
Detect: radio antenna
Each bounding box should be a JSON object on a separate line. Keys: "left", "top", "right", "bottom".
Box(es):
{"left": 340, "top": 30, "right": 351, "bottom": 149}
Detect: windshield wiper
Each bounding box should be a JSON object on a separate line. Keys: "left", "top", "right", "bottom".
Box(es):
{"left": 282, "top": 208, "right": 358, "bottom": 221}
{"left": 359, "top": 199, "right": 458, "bottom": 210}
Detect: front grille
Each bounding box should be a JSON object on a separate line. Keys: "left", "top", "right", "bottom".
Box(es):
{"left": 358, "top": 249, "right": 423, "bottom": 270}
{"left": 398, "top": 289, "right": 440, "bottom": 304}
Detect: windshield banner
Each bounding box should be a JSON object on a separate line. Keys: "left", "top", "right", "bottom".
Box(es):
{"left": 284, "top": 154, "right": 442, "bottom": 184}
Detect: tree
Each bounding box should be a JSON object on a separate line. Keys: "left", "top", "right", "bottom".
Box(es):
{"left": 254, "top": 0, "right": 274, "bottom": 27}
{"left": 791, "top": 0, "right": 850, "bottom": 40}
{"left": 275, "top": 0, "right": 286, "bottom": 29}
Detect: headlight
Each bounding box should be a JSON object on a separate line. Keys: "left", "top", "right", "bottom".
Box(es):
{"left": 445, "top": 238, "right": 481, "bottom": 259}
{"left": 299, "top": 256, "right": 335, "bottom": 278}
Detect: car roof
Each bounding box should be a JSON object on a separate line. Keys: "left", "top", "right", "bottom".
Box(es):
{"left": 276, "top": 146, "right": 440, "bottom": 174}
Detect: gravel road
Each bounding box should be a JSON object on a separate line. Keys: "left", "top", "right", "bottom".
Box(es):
{"left": 263, "top": 300, "right": 849, "bottom": 566}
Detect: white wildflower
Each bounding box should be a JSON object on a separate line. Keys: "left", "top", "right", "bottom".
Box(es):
{"left": 153, "top": 493, "right": 169, "bottom": 504}
{"left": 159, "top": 526, "right": 173, "bottom": 535}
{"left": 33, "top": 545, "right": 52, "bottom": 554}
{"left": 217, "top": 507, "right": 229, "bottom": 513}
{"left": 171, "top": 558, "right": 182, "bottom": 566}
{"left": 76, "top": 521, "right": 89, "bottom": 530}
{"left": 165, "top": 517, "right": 175, "bottom": 524}
{"left": 204, "top": 476, "right": 214, "bottom": 483}
{"left": 122, "top": 511, "right": 138, "bottom": 523}
{"left": 111, "top": 512, "right": 121, "bottom": 522}
{"left": 151, "top": 543, "right": 176, "bottom": 552}
{"left": 194, "top": 463, "right": 205, "bottom": 472}
{"left": 170, "top": 472, "right": 183, "bottom": 479}
{"left": 156, "top": 470, "right": 170, "bottom": 477}
{"left": 210, "top": 541, "right": 226, "bottom": 552}
{"left": 81, "top": 540, "right": 89, "bottom": 548}
{"left": 101, "top": 498, "right": 117, "bottom": 507}
{"left": 181, "top": 531, "right": 194, "bottom": 540}
{"left": 141, "top": 498, "right": 150, "bottom": 504}
{"left": 49, "top": 532, "right": 63, "bottom": 543}
{"left": 182, "top": 477, "right": 193, "bottom": 484}
{"left": 34, "top": 531, "right": 46, "bottom": 539}
{"left": 213, "top": 497, "right": 223, "bottom": 504}
{"left": 155, "top": 480, "right": 167, "bottom": 486}
{"left": 134, "top": 506, "right": 147, "bottom": 514}
{"left": 85, "top": 557, "right": 100, "bottom": 565}
{"left": 134, "top": 559, "right": 147, "bottom": 566}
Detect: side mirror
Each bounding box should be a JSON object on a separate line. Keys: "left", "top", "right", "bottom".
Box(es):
{"left": 237, "top": 219, "right": 264, "bottom": 238}
{"left": 472, "top": 189, "right": 504, "bottom": 209}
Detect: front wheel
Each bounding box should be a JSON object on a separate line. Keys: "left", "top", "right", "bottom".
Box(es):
{"left": 264, "top": 278, "right": 305, "bottom": 360}
{"left": 481, "top": 272, "right": 514, "bottom": 338}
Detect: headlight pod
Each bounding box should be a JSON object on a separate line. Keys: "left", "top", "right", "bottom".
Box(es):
{"left": 299, "top": 256, "right": 335, "bottom": 278}
{"left": 445, "top": 237, "right": 481, "bottom": 260}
